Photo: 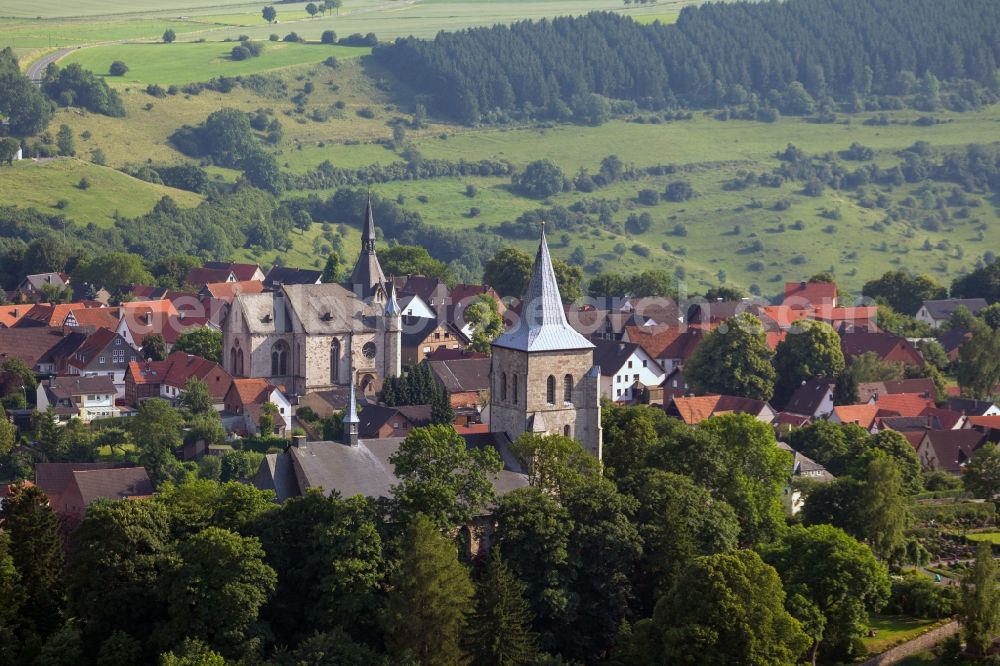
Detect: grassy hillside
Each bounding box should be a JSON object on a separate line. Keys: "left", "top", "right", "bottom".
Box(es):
{"left": 0, "top": 158, "right": 203, "bottom": 226}
{"left": 61, "top": 41, "right": 369, "bottom": 86}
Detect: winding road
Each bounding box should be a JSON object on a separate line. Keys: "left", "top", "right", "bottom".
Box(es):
{"left": 27, "top": 48, "right": 76, "bottom": 83}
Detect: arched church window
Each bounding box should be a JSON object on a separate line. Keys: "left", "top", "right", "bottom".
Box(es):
{"left": 564, "top": 425, "right": 571, "bottom": 437}
{"left": 546, "top": 375, "right": 556, "bottom": 404}
{"left": 500, "top": 372, "right": 507, "bottom": 401}
{"left": 271, "top": 340, "right": 289, "bottom": 375}
{"left": 564, "top": 374, "right": 574, "bottom": 403}
{"left": 330, "top": 339, "right": 340, "bottom": 382}
{"left": 512, "top": 374, "right": 519, "bottom": 404}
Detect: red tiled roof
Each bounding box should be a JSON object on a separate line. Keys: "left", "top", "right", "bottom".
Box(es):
{"left": 185, "top": 267, "right": 234, "bottom": 286}
{"left": 66, "top": 306, "right": 119, "bottom": 331}
{"left": 783, "top": 281, "right": 838, "bottom": 309}
{"left": 967, "top": 415, "right": 1000, "bottom": 429}
{"left": 230, "top": 378, "right": 273, "bottom": 406}
{"left": 832, "top": 404, "right": 881, "bottom": 429}
{"left": 920, "top": 406, "right": 965, "bottom": 430}
{"left": 668, "top": 394, "right": 769, "bottom": 425}
{"left": 873, "top": 393, "right": 935, "bottom": 417}
{"left": 0, "top": 305, "right": 29, "bottom": 328}
{"left": 202, "top": 280, "right": 264, "bottom": 304}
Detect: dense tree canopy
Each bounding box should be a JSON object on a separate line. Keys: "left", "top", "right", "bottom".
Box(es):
{"left": 374, "top": 0, "right": 1000, "bottom": 124}
{"left": 772, "top": 320, "right": 845, "bottom": 407}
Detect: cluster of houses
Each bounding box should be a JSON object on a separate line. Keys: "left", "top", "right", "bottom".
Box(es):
{"left": 3, "top": 203, "right": 999, "bottom": 523}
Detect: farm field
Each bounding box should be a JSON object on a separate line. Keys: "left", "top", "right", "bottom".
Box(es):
{"left": 60, "top": 41, "right": 369, "bottom": 86}
{"left": 0, "top": 18, "right": 203, "bottom": 48}
{"left": 0, "top": 159, "right": 203, "bottom": 226}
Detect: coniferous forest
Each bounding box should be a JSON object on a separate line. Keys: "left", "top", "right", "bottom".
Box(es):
{"left": 373, "top": 0, "right": 1000, "bottom": 124}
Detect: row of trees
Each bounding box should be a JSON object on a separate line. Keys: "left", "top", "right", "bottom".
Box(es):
{"left": 373, "top": 0, "right": 1000, "bottom": 124}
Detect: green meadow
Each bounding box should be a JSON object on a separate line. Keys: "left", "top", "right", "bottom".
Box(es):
{"left": 60, "top": 41, "right": 369, "bottom": 86}
{"left": 0, "top": 159, "right": 203, "bottom": 226}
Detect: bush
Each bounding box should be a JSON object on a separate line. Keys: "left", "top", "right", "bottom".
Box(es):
{"left": 109, "top": 61, "right": 128, "bottom": 76}
{"left": 78, "top": 177, "right": 91, "bottom": 190}
{"left": 283, "top": 32, "right": 302, "bottom": 42}
{"left": 468, "top": 206, "right": 480, "bottom": 217}
{"left": 146, "top": 84, "right": 167, "bottom": 98}
{"left": 163, "top": 29, "right": 176, "bottom": 43}
{"left": 885, "top": 573, "right": 959, "bottom": 618}
{"left": 270, "top": 33, "right": 279, "bottom": 41}
{"left": 321, "top": 30, "right": 337, "bottom": 44}
{"left": 357, "top": 107, "right": 376, "bottom": 119}
{"left": 231, "top": 45, "right": 251, "bottom": 61}
{"left": 637, "top": 188, "right": 659, "bottom": 205}
{"left": 664, "top": 180, "right": 694, "bottom": 202}
{"left": 324, "top": 56, "right": 339, "bottom": 68}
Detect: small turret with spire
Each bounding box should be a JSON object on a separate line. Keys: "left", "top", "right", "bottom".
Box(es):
{"left": 343, "top": 371, "right": 360, "bottom": 447}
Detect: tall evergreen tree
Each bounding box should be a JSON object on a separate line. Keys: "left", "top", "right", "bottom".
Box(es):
{"left": 961, "top": 541, "right": 1000, "bottom": 657}
{"left": 387, "top": 514, "right": 474, "bottom": 665}
{"left": 0, "top": 531, "right": 27, "bottom": 664}
{"left": 463, "top": 548, "right": 539, "bottom": 666}
{"left": 1, "top": 483, "right": 64, "bottom": 637}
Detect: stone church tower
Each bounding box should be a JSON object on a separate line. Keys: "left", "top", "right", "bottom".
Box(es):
{"left": 489, "top": 227, "right": 602, "bottom": 459}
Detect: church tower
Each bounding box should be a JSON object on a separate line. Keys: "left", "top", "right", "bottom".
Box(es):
{"left": 489, "top": 226, "right": 602, "bottom": 459}
{"left": 383, "top": 281, "right": 402, "bottom": 379}
{"left": 349, "top": 194, "right": 388, "bottom": 301}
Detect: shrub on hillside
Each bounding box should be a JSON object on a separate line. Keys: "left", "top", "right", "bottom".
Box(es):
{"left": 109, "top": 61, "right": 128, "bottom": 76}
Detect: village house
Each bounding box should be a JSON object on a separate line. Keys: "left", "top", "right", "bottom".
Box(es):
{"left": 60, "top": 328, "right": 140, "bottom": 397}
{"left": 13, "top": 272, "right": 70, "bottom": 302}
{"left": 858, "top": 378, "right": 937, "bottom": 403}
{"left": 263, "top": 266, "right": 323, "bottom": 289}
{"left": 203, "top": 261, "right": 265, "bottom": 282}
{"left": 782, "top": 377, "right": 836, "bottom": 419}
{"left": 52, "top": 467, "right": 154, "bottom": 521}
{"left": 0, "top": 305, "right": 30, "bottom": 329}
{"left": 829, "top": 404, "right": 883, "bottom": 431}
{"left": 777, "top": 441, "right": 834, "bottom": 515}
{"left": 223, "top": 377, "right": 292, "bottom": 436}
{"left": 915, "top": 298, "right": 989, "bottom": 329}
{"left": 782, "top": 280, "right": 838, "bottom": 309}
{"left": 592, "top": 339, "right": 665, "bottom": 402}
{"left": 125, "top": 351, "right": 232, "bottom": 409}
{"left": 400, "top": 316, "right": 467, "bottom": 365}
{"left": 36, "top": 375, "right": 120, "bottom": 423}
{"left": 664, "top": 394, "right": 776, "bottom": 425}
{"left": 357, "top": 404, "right": 432, "bottom": 439}
{"left": 34, "top": 462, "right": 140, "bottom": 512}
{"left": 840, "top": 331, "right": 924, "bottom": 367}
{"left": 948, "top": 398, "right": 1000, "bottom": 417}
{"left": 915, "top": 429, "right": 988, "bottom": 473}
{"left": 428, "top": 352, "right": 491, "bottom": 410}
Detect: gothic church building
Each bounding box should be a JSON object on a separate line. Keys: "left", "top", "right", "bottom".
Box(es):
{"left": 222, "top": 199, "right": 401, "bottom": 396}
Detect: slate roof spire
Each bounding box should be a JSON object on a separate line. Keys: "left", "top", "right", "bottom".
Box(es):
{"left": 350, "top": 190, "right": 387, "bottom": 299}
{"left": 385, "top": 279, "right": 401, "bottom": 317}
{"left": 492, "top": 223, "right": 594, "bottom": 352}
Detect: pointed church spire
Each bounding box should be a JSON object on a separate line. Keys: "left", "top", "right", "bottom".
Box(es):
{"left": 350, "top": 190, "right": 387, "bottom": 299}
{"left": 361, "top": 189, "right": 377, "bottom": 253}
{"left": 492, "top": 223, "right": 593, "bottom": 352}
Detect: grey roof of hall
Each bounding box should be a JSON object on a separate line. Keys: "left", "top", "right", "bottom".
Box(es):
{"left": 255, "top": 433, "right": 528, "bottom": 503}
{"left": 920, "top": 298, "right": 989, "bottom": 319}
{"left": 234, "top": 283, "right": 380, "bottom": 335}
{"left": 492, "top": 228, "right": 594, "bottom": 353}
{"left": 428, "top": 356, "right": 491, "bottom": 393}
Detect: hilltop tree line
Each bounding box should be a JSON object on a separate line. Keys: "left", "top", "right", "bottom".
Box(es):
{"left": 373, "top": 0, "right": 1000, "bottom": 124}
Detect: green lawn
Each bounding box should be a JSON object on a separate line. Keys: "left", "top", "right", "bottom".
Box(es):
{"left": 860, "top": 615, "right": 944, "bottom": 655}
{"left": 964, "top": 531, "right": 1000, "bottom": 544}
{"left": 0, "top": 0, "right": 260, "bottom": 19}
{"left": 0, "top": 18, "right": 204, "bottom": 49}
{"left": 0, "top": 158, "right": 203, "bottom": 227}
{"left": 279, "top": 141, "right": 403, "bottom": 172}
{"left": 60, "top": 41, "right": 369, "bottom": 86}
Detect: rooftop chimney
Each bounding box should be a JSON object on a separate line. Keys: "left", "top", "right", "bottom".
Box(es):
{"left": 292, "top": 434, "right": 307, "bottom": 448}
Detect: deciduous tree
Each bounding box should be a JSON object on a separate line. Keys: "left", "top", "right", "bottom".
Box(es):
{"left": 772, "top": 320, "right": 845, "bottom": 407}
{"left": 173, "top": 327, "right": 222, "bottom": 363}
{"left": 685, "top": 313, "right": 776, "bottom": 401}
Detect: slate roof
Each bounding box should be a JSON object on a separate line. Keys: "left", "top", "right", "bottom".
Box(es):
{"left": 428, "top": 356, "right": 491, "bottom": 394}
{"left": 234, "top": 284, "right": 377, "bottom": 336}
{"left": 922, "top": 429, "right": 988, "bottom": 473}
{"left": 357, "top": 404, "right": 432, "bottom": 438}
{"left": 0, "top": 327, "right": 78, "bottom": 369}
{"left": 204, "top": 261, "right": 262, "bottom": 282}
{"left": 393, "top": 275, "right": 447, "bottom": 306}
{"left": 920, "top": 406, "right": 965, "bottom": 430}
{"left": 783, "top": 377, "right": 835, "bottom": 416}
{"left": 255, "top": 432, "right": 528, "bottom": 503}
{"left": 399, "top": 316, "right": 464, "bottom": 348}
{"left": 264, "top": 266, "right": 323, "bottom": 288}
{"left": 64, "top": 328, "right": 120, "bottom": 371}
{"left": 948, "top": 398, "right": 998, "bottom": 416}
{"left": 47, "top": 375, "right": 117, "bottom": 399}
{"left": 920, "top": 298, "right": 989, "bottom": 319}
{"left": 777, "top": 442, "right": 835, "bottom": 481}
{"left": 35, "top": 462, "right": 135, "bottom": 500}
{"left": 592, "top": 340, "right": 642, "bottom": 376}
{"left": 493, "top": 228, "right": 593, "bottom": 353}
{"left": 21, "top": 272, "right": 69, "bottom": 291}
{"left": 878, "top": 415, "right": 940, "bottom": 432}
{"left": 71, "top": 467, "right": 154, "bottom": 504}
